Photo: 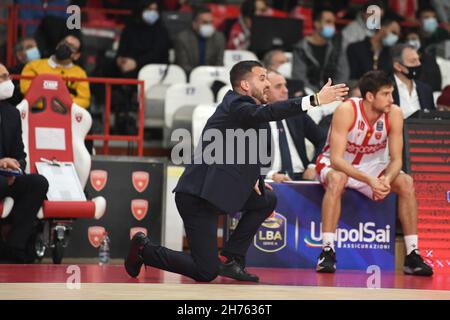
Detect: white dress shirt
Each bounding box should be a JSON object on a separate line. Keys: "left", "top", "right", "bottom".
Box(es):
{"left": 266, "top": 119, "right": 305, "bottom": 179}
{"left": 394, "top": 74, "right": 421, "bottom": 119}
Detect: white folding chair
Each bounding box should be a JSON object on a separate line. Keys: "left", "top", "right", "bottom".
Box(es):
{"left": 139, "top": 64, "right": 187, "bottom": 129}
{"left": 436, "top": 57, "right": 450, "bottom": 89}
{"left": 165, "top": 83, "right": 214, "bottom": 129}
{"left": 192, "top": 104, "right": 217, "bottom": 149}
{"left": 138, "top": 64, "right": 187, "bottom": 91}
{"left": 189, "top": 66, "right": 230, "bottom": 87}
{"left": 224, "top": 50, "right": 259, "bottom": 69}
{"left": 216, "top": 85, "right": 232, "bottom": 103}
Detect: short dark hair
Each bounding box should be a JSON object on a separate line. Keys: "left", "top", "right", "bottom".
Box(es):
{"left": 417, "top": 5, "right": 436, "bottom": 19}
{"left": 14, "top": 36, "right": 35, "bottom": 53}
{"left": 230, "top": 60, "right": 263, "bottom": 89}
{"left": 391, "top": 43, "right": 416, "bottom": 64}
{"left": 192, "top": 4, "right": 211, "bottom": 21}
{"left": 262, "top": 49, "right": 284, "bottom": 70}
{"left": 312, "top": 4, "right": 334, "bottom": 22}
{"left": 359, "top": 70, "right": 393, "bottom": 99}
{"left": 380, "top": 16, "right": 398, "bottom": 28}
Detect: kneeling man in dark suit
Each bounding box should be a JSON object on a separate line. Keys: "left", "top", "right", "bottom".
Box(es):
{"left": 125, "top": 61, "right": 348, "bottom": 282}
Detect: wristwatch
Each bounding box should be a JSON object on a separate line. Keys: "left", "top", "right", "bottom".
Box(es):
{"left": 310, "top": 94, "right": 318, "bottom": 107}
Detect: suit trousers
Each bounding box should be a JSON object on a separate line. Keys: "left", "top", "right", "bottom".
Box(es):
{"left": 142, "top": 189, "right": 277, "bottom": 282}
{"left": 0, "top": 174, "right": 48, "bottom": 250}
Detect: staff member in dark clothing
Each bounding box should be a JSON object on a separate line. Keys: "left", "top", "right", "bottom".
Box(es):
{"left": 347, "top": 17, "right": 401, "bottom": 80}
{"left": 0, "top": 63, "right": 48, "bottom": 263}
{"left": 115, "top": 0, "right": 170, "bottom": 78}
{"left": 125, "top": 61, "right": 348, "bottom": 282}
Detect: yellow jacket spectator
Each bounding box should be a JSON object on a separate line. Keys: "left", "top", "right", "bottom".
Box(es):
{"left": 20, "top": 35, "right": 90, "bottom": 109}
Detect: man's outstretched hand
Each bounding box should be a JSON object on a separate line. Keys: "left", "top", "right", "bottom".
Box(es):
{"left": 317, "top": 78, "right": 349, "bottom": 105}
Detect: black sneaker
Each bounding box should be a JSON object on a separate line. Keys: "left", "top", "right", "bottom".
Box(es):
{"left": 124, "top": 232, "right": 150, "bottom": 278}
{"left": 218, "top": 258, "right": 259, "bottom": 282}
{"left": 403, "top": 249, "right": 433, "bottom": 276}
{"left": 316, "top": 246, "right": 337, "bottom": 273}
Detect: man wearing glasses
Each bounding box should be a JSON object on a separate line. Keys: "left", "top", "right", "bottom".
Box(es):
{"left": 19, "top": 34, "right": 91, "bottom": 109}
{"left": 0, "top": 63, "right": 49, "bottom": 263}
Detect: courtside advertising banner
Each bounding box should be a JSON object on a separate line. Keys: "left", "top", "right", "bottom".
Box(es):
{"left": 227, "top": 182, "right": 396, "bottom": 270}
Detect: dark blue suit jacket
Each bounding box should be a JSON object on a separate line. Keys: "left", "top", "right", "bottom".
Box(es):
{"left": 0, "top": 101, "right": 27, "bottom": 172}
{"left": 173, "top": 90, "right": 308, "bottom": 213}
{"left": 271, "top": 114, "right": 326, "bottom": 170}
{"left": 392, "top": 78, "right": 436, "bottom": 115}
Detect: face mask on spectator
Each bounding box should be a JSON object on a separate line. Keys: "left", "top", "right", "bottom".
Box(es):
{"left": 401, "top": 64, "right": 421, "bottom": 79}
{"left": 366, "top": 29, "right": 376, "bottom": 37}
{"left": 382, "top": 32, "right": 398, "bottom": 47}
{"left": 55, "top": 43, "right": 72, "bottom": 61}
{"left": 199, "top": 23, "right": 215, "bottom": 38}
{"left": 142, "top": 10, "right": 159, "bottom": 25}
{"left": 0, "top": 80, "right": 14, "bottom": 100}
{"left": 320, "top": 25, "right": 335, "bottom": 39}
{"left": 277, "top": 62, "right": 292, "bottom": 79}
{"left": 408, "top": 39, "right": 421, "bottom": 50}
{"left": 422, "top": 17, "right": 438, "bottom": 34}
{"left": 25, "top": 47, "right": 41, "bottom": 62}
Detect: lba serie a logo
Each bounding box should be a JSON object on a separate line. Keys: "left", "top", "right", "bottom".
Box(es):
{"left": 304, "top": 221, "right": 391, "bottom": 249}
{"left": 254, "top": 211, "right": 287, "bottom": 253}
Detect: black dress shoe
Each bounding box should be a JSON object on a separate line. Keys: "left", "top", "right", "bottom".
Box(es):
{"left": 218, "top": 259, "right": 259, "bottom": 282}
{"left": 124, "top": 232, "right": 149, "bottom": 278}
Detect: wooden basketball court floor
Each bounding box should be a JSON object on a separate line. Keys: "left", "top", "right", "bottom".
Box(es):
{"left": 0, "top": 263, "right": 450, "bottom": 300}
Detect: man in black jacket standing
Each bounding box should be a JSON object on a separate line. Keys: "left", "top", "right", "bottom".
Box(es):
{"left": 125, "top": 61, "right": 348, "bottom": 282}
{"left": 0, "top": 63, "right": 48, "bottom": 263}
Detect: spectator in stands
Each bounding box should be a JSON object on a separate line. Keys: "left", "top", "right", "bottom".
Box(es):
{"left": 263, "top": 49, "right": 304, "bottom": 97}
{"left": 227, "top": 0, "right": 268, "bottom": 50}
{"left": 174, "top": 5, "right": 225, "bottom": 75}
{"left": 20, "top": 34, "right": 91, "bottom": 109}
{"left": 406, "top": 31, "right": 442, "bottom": 91}
{"left": 431, "top": 0, "right": 450, "bottom": 24}
{"left": 348, "top": 79, "right": 362, "bottom": 98}
{"left": 34, "top": 15, "right": 82, "bottom": 60}
{"left": 116, "top": 0, "right": 170, "bottom": 78}
{"left": 265, "top": 70, "right": 326, "bottom": 182}
{"left": 391, "top": 43, "right": 435, "bottom": 118}
{"left": 341, "top": 1, "right": 386, "bottom": 51}
{"left": 292, "top": 6, "right": 347, "bottom": 92}
{"left": 16, "top": 0, "right": 70, "bottom": 36}
{"left": 437, "top": 85, "right": 450, "bottom": 111}
{"left": 8, "top": 37, "right": 41, "bottom": 106}
{"left": 262, "top": 49, "right": 288, "bottom": 72}
{"left": 347, "top": 17, "right": 400, "bottom": 80}
{"left": 417, "top": 6, "right": 450, "bottom": 54}
{"left": 0, "top": 63, "right": 49, "bottom": 263}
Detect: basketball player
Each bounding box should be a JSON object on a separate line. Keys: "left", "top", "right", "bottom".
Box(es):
{"left": 315, "top": 70, "right": 433, "bottom": 276}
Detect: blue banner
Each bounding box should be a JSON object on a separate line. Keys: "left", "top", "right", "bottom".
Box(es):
{"left": 227, "top": 182, "right": 396, "bottom": 271}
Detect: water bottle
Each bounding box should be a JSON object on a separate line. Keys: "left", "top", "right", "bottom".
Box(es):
{"left": 99, "top": 233, "right": 110, "bottom": 265}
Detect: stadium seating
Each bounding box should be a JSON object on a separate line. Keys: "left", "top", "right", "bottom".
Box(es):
{"left": 164, "top": 83, "right": 214, "bottom": 146}
{"left": 217, "top": 85, "right": 232, "bottom": 102}
{"left": 139, "top": 64, "right": 187, "bottom": 129}
{"left": 224, "top": 50, "right": 259, "bottom": 69}
{"left": 192, "top": 103, "right": 218, "bottom": 149}
{"left": 189, "top": 66, "right": 230, "bottom": 87}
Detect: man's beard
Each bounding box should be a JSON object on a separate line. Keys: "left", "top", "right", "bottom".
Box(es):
{"left": 251, "top": 88, "right": 267, "bottom": 104}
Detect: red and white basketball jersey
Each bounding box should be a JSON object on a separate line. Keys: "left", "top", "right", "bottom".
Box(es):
{"left": 317, "top": 98, "right": 390, "bottom": 169}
